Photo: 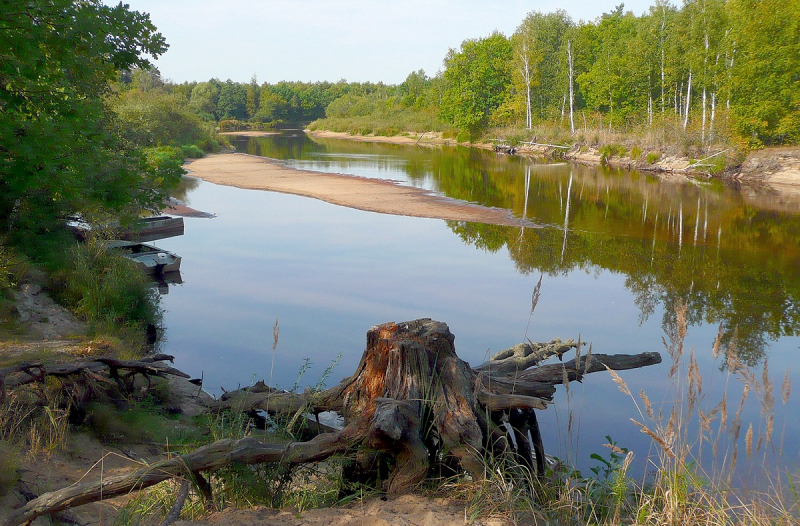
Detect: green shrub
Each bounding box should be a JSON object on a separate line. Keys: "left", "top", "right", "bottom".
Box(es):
{"left": 51, "top": 237, "right": 160, "bottom": 331}
{"left": 0, "top": 441, "right": 19, "bottom": 496}
{"left": 0, "top": 241, "right": 27, "bottom": 293}
{"left": 630, "top": 146, "right": 642, "bottom": 160}
{"left": 646, "top": 151, "right": 661, "bottom": 164}
{"left": 456, "top": 129, "right": 471, "bottom": 143}
{"left": 180, "top": 144, "right": 205, "bottom": 159}
{"left": 217, "top": 119, "right": 242, "bottom": 131}
{"left": 599, "top": 144, "right": 626, "bottom": 163}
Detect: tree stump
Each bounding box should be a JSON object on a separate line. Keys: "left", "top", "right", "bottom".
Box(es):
{"left": 3, "top": 319, "right": 663, "bottom": 526}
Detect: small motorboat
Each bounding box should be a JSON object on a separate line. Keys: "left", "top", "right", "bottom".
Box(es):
{"left": 105, "top": 240, "right": 181, "bottom": 275}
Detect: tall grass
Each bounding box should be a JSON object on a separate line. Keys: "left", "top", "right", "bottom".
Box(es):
{"left": 50, "top": 236, "right": 160, "bottom": 337}
{"left": 446, "top": 299, "right": 797, "bottom": 524}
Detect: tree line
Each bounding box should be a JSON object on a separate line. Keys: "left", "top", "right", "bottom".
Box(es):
{"left": 113, "top": 1, "right": 800, "bottom": 151}
{"left": 317, "top": 0, "right": 800, "bottom": 148}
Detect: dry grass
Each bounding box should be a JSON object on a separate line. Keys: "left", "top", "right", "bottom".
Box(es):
{"left": 451, "top": 299, "right": 797, "bottom": 525}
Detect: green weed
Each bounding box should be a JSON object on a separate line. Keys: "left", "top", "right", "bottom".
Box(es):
{"left": 0, "top": 440, "right": 20, "bottom": 496}
{"left": 646, "top": 151, "right": 662, "bottom": 164}
{"left": 50, "top": 236, "right": 161, "bottom": 335}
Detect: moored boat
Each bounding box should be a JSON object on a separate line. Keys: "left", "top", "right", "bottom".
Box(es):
{"left": 105, "top": 240, "right": 181, "bottom": 275}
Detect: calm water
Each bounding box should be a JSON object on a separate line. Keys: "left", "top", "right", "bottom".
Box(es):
{"left": 158, "top": 131, "right": 800, "bottom": 477}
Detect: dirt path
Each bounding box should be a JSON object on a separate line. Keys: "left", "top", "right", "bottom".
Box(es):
{"left": 184, "top": 153, "right": 531, "bottom": 227}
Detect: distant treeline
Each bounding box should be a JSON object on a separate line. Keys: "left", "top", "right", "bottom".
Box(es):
{"left": 123, "top": 70, "right": 403, "bottom": 130}
{"left": 124, "top": 0, "right": 797, "bottom": 150}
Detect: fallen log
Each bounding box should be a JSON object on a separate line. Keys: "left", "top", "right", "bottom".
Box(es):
{"left": 516, "top": 352, "right": 663, "bottom": 385}
{"left": 2, "top": 319, "right": 662, "bottom": 526}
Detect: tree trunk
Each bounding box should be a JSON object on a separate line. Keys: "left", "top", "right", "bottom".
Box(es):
{"left": 568, "top": 40, "right": 575, "bottom": 134}
{"left": 683, "top": 71, "right": 692, "bottom": 131}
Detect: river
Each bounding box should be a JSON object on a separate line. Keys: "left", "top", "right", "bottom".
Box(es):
{"left": 156, "top": 130, "right": 799, "bottom": 478}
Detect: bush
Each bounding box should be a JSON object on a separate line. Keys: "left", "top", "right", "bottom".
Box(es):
{"left": 0, "top": 441, "right": 19, "bottom": 496}
{"left": 599, "top": 143, "right": 627, "bottom": 163}
{"left": 218, "top": 119, "right": 242, "bottom": 131}
{"left": 51, "top": 237, "right": 160, "bottom": 331}
{"left": 180, "top": 144, "right": 205, "bottom": 159}
{"left": 630, "top": 146, "right": 642, "bottom": 160}
{"left": 0, "top": 241, "right": 27, "bottom": 293}
{"left": 646, "top": 151, "right": 661, "bottom": 164}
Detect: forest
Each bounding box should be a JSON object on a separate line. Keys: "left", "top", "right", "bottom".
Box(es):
{"left": 130, "top": 1, "right": 800, "bottom": 152}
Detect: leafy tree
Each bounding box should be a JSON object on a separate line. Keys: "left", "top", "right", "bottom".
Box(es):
{"left": 517, "top": 11, "right": 573, "bottom": 122}
{"left": 577, "top": 6, "right": 651, "bottom": 126}
{"left": 0, "top": 0, "right": 174, "bottom": 235}
{"left": 112, "top": 89, "right": 213, "bottom": 147}
{"left": 246, "top": 75, "right": 259, "bottom": 119}
{"left": 189, "top": 80, "right": 222, "bottom": 121}
{"left": 440, "top": 32, "right": 513, "bottom": 138}
{"left": 400, "top": 69, "right": 429, "bottom": 107}
{"left": 727, "top": 0, "right": 800, "bottom": 146}
{"left": 217, "top": 79, "right": 247, "bottom": 120}
{"left": 130, "top": 66, "right": 164, "bottom": 92}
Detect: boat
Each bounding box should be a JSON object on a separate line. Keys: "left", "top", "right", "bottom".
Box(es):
{"left": 105, "top": 240, "right": 182, "bottom": 275}
{"left": 68, "top": 215, "right": 184, "bottom": 242}
{"left": 122, "top": 216, "right": 184, "bottom": 242}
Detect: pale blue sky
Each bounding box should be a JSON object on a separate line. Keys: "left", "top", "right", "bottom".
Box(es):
{"left": 119, "top": 1, "right": 659, "bottom": 84}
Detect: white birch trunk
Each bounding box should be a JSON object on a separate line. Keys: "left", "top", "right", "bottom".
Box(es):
{"left": 683, "top": 71, "right": 692, "bottom": 131}
{"left": 702, "top": 88, "right": 707, "bottom": 142}
{"left": 568, "top": 40, "right": 575, "bottom": 134}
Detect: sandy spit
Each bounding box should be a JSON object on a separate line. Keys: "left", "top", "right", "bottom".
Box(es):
{"left": 184, "top": 153, "right": 531, "bottom": 227}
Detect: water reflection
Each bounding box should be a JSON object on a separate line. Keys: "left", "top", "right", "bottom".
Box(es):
{"left": 230, "top": 132, "right": 800, "bottom": 368}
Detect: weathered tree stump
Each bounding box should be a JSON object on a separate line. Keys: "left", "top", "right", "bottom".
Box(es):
{"left": 2, "top": 319, "right": 662, "bottom": 526}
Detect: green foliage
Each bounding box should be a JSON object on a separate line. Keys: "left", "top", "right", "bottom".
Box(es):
{"left": 589, "top": 436, "right": 630, "bottom": 481}
{"left": 0, "top": 440, "right": 20, "bottom": 497}
{"left": 630, "top": 146, "right": 642, "bottom": 159}
{"left": 646, "top": 151, "right": 662, "bottom": 164}
{"left": 440, "top": 32, "right": 513, "bottom": 139}
{"left": 728, "top": 0, "right": 800, "bottom": 146}
{"left": 51, "top": 237, "right": 160, "bottom": 330}
{"left": 217, "top": 79, "right": 248, "bottom": 120}
{"left": 84, "top": 395, "right": 184, "bottom": 445}
{"left": 0, "top": 241, "right": 26, "bottom": 293}
{"left": 181, "top": 144, "right": 205, "bottom": 158}
{"left": 599, "top": 143, "right": 627, "bottom": 162}
{"left": 112, "top": 87, "right": 216, "bottom": 148}
{"left": 0, "top": 0, "right": 172, "bottom": 236}
{"left": 188, "top": 79, "right": 222, "bottom": 121}
{"left": 513, "top": 10, "right": 573, "bottom": 123}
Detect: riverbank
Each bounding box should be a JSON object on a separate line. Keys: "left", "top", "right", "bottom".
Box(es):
{"left": 219, "top": 130, "right": 279, "bottom": 137}
{"left": 307, "top": 129, "right": 800, "bottom": 189}
{"left": 183, "top": 153, "right": 533, "bottom": 227}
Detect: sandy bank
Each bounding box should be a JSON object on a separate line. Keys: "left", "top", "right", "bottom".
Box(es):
{"left": 309, "top": 130, "right": 800, "bottom": 188}
{"left": 219, "top": 130, "right": 279, "bottom": 137}
{"left": 308, "top": 129, "right": 456, "bottom": 147}
{"left": 307, "top": 130, "right": 699, "bottom": 174}
{"left": 184, "top": 153, "right": 530, "bottom": 227}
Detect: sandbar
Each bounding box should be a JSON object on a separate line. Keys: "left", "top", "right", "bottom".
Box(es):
{"left": 184, "top": 153, "right": 529, "bottom": 227}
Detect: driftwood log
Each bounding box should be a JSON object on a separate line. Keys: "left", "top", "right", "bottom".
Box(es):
{"left": 0, "top": 354, "right": 189, "bottom": 404}
{"left": 2, "top": 319, "right": 661, "bottom": 526}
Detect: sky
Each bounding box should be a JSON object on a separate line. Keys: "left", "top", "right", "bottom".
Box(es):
{"left": 118, "top": 0, "right": 659, "bottom": 85}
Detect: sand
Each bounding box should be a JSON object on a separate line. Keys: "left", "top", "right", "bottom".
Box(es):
{"left": 184, "top": 153, "right": 531, "bottom": 227}
{"left": 219, "top": 130, "right": 280, "bottom": 137}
